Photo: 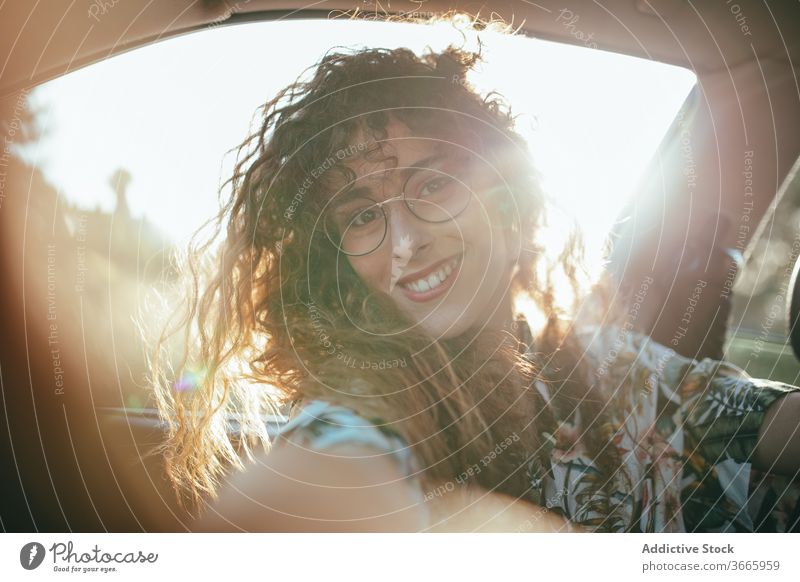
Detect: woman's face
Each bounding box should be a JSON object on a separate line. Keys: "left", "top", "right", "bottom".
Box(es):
{"left": 325, "top": 119, "right": 518, "bottom": 339}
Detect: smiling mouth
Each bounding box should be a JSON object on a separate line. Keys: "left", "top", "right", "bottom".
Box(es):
{"left": 398, "top": 253, "right": 463, "bottom": 302}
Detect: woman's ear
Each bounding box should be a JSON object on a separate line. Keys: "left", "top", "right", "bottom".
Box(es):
{"left": 507, "top": 226, "right": 523, "bottom": 269}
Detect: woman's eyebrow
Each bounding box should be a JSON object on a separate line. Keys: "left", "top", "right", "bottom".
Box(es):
{"left": 332, "top": 152, "right": 451, "bottom": 205}
{"left": 332, "top": 186, "right": 375, "bottom": 206}
{"left": 402, "top": 153, "right": 449, "bottom": 180}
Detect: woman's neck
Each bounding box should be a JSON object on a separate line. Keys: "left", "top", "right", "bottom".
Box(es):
{"left": 484, "top": 285, "right": 515, "bottom": 333}
{"left": 482, "top": 291, "right": 534, "bottom": 353}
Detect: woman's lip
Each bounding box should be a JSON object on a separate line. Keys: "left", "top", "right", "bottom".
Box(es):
{"left": 397, "top": 253, "right": 461, "bottom": 286}
{"left": 398, "top": 254, "right": 463, "bottom": 303}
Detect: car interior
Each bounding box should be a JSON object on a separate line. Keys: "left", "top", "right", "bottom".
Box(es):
{"left": 1, "top": 0, "right": 799, "bottom": 531}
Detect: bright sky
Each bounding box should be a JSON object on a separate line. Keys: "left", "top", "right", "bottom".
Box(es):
{"left": 20, "top": 18, "right": 696, "bottom": 259}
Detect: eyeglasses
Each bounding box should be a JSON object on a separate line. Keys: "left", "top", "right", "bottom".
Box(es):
{"left": 323, "top": 154, "right": 474, "bottom": 256}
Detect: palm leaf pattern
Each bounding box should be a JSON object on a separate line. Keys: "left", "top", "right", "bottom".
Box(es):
{"left": 526, "top": 324, "right": 800, "bottom": 532}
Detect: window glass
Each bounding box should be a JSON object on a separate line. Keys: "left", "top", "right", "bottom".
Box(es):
{"left": 12, "top": 18, "right": 697, "bottom": 407}
{"left": 726, "top": 160, "right": 800, "bottom": 384}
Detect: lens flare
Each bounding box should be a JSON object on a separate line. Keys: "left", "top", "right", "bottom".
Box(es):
{"left": 173, "top": 366, "right": 207, "bottom": 392}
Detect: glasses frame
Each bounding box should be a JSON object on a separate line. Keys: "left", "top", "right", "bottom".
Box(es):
{"left": 323, "top": 174, "right": 473, "bottom": 257}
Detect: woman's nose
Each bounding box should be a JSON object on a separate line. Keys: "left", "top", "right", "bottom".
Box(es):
{"left": 386, "top": 202, "right": 434, "bottom": 252}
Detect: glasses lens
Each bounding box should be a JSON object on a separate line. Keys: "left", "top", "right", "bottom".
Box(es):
{"left": 324, "top": 196, "right": 387, "bottom": 256}
{"left": 323, "top": 153, "right": 477, "bottom": 255}
{"left": 404, "top": 155, "right": 472, "bottom": 222}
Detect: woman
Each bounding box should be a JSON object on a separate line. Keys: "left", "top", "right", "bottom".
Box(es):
{"left": 151, "top": 28, "right": 800, "bottom": 532}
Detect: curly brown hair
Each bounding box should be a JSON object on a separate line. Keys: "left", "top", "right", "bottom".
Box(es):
{"left": 149, "top": 20, "right": 632, "bottom": 530}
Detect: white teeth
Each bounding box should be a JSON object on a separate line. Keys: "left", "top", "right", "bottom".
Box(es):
{"left": 402, "top": 256, "right": 460, "bottom": 293}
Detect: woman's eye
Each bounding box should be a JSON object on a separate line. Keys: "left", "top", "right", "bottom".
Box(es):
{"left": 350, "top": 207, "right": 380, "bottom": 227}
{"left": 419, "top": 176, "right": 453, "bottom": 197}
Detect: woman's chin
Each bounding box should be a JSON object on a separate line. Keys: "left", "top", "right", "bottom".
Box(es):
{"left": 412, "top": 309, "right": 473, "bottom": 339}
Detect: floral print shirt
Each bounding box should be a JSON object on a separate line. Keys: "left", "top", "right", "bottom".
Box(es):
{"left": 275, "top": 324, "right": 800, "bottom": 532}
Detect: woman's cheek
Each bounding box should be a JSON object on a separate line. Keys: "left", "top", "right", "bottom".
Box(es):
{"left": 372, "top": 264, "right": 393, "bottom": 294}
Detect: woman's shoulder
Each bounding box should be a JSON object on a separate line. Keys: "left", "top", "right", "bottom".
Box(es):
{"left": 571, "top": 322, "right": 679, "bottom": 377}
{"left": 198, "top": 399, "right": 429, "bottom": 532}
{"left": 523, "top": 322, "right": 676, "bottom": 397}
{"left": 275, "top": 398, "right": 419, "bottom": 480}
